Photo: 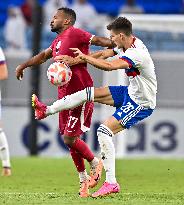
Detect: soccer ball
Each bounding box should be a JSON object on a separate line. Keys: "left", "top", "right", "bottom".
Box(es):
{"left": 47, "top": 62, "right": 72, "bottom": 86}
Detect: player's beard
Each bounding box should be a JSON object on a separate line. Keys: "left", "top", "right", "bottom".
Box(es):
{"left": 51, "top": 25, "right": 64, "bottom": 34}
{"left": 51, "top": 27, "right": 59, "bottom": 33}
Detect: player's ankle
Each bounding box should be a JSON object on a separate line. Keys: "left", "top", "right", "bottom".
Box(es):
{"left": 89, "top": 157, "right": 99, "bottom": 168}
{"left": 46, "top": 106, "right": 54, "bottom": 116}
{"left": 79, "top": 170, "right": 88, "bottom": 182}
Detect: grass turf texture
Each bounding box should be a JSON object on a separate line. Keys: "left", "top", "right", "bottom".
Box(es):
{"left": 0, "top": 158, "right": 184, "bottom": 205}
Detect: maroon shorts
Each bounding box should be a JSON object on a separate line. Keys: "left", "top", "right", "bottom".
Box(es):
{"left": 59, "top": 101, "right": 94, "bottom": 137}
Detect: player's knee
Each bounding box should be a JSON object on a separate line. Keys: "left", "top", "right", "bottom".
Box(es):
{"left": 63, "top": 136, "right": 76, "bottom": 146}
{"left": 97, "top": 124, "right": 114, "bottom": 141}
{"left": 97, "top": 124, "right": 104, "bottom": 138}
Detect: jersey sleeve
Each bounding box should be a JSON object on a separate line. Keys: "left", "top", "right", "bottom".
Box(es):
{"left": 119, "top": 48, "right": 142, "bottom": 69}
{"left": 78, "top": 29, "right": 93, "bottom": 45}
{"left": 0, "top": 48, "right": 6, "bottom": 64}
{"left": 49, "top": 39, "right": 56, "bottom": 51}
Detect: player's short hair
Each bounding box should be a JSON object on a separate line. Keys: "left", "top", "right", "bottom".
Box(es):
{"left": 107, "top": 17, "right": 132, "bottom": 36}
{"left": 58, "top": 7, "right": 76, "bottom": 25}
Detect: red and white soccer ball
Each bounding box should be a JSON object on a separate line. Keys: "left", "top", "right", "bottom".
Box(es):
{"left": 47, "top": 62, "right": 72, "bottom": 86}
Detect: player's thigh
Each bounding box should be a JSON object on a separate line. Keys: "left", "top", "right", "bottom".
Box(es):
{"left": 64, "top": 102, "right": 94, "bottom": 137}
{"left": 103, "top": 116, "right": 125, "bottom": 135}
{"left": 63, "top": 135, "right": 79, "bottom": 145}
{"left": 112, "top": 97, "right": 153, "bottom": 129}
{"left": 59, "top": 110, "right": 69, "bottom": 135}
{"left": 94, "top": 87, "right": 114, "bottom": 106}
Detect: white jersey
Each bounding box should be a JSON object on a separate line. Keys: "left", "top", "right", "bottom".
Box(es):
{"left": 0, "top": 47, "right": 6, "bottom": 103}
{"left": 114, "top": 37, "right": 157, "bottom": 109}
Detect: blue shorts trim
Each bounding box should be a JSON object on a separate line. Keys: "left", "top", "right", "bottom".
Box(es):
{"left": 109, "top": 86, "right": 153, "bottom": 129}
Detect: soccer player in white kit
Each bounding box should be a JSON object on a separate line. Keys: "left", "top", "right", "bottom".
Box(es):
{"left": 0, "top": 47, "right": 11, "bottom": 176}
{"left": 32, "top": 17, "right": 157, "bottom": 197}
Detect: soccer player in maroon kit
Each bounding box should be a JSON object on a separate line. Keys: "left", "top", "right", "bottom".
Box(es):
{"left": 16, "top": 7, "right": 113, "bottom": 197}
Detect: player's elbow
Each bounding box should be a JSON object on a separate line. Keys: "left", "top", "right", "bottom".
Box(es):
{"left": 102, "top": 63, "right": 117, "bottom": 71}
{"left": 108, "top": 63, "right": 121, "bottom": 71}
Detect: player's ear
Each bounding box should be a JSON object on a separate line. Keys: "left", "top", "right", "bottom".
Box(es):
{"left": 64, "top": 18, "right": 71, "bottom": 25}
{"left": 119, "top": 32, "right": 125, "bottom": 40}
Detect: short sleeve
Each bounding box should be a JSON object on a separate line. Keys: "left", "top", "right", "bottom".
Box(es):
{"left": 120, "top": 48, "right": 142, "bottom": 69}
{"left": 49, "top": 39, "right": 56, "bottom": 51}
{"left": 0, "top": 47, "right": 6, "bottom": 63}
{"left": 78, "top": 29, "right": 93, "bottom": 45}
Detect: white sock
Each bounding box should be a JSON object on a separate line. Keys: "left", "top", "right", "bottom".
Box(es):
{"left": 0, "top": 129, "right": 11, "bottom": 168}
{"left": 46, "top": 87, "right": 94, "bottom": 115}
{"left": 79, "top": 169, "right": 88, "bottom": 182}
{"left": 97, "top": 124, "right": 116, "bottom": 184}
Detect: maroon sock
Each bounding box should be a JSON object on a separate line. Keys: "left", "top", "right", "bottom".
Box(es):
{"left": 69, "top": 147, "right": 85, "bottom": 172}
{"left": 71, "top": 138, "right": 94, "bottom": 162}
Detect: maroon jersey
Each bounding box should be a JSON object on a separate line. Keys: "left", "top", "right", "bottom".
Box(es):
{"left": 50, "top": 26, "right": 94, "bottom": 137}
{"left": 50, "top": 26, "right": 93, "bottom": 99}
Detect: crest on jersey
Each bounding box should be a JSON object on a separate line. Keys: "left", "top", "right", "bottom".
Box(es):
{"left": 56, "top": 41, "right": 62, "bottom": 54}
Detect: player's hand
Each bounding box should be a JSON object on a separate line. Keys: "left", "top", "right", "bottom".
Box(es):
{"left": 70, "top": 48, "right": 87, "bottom": 60}
{"left": 54, "top": 55, "right": 74, "bottom": 65}
{"left": 15, "top": 65, "right": 25, "bottom": 80}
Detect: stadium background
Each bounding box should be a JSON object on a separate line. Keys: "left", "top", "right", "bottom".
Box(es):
{"left": 0, "top": 0, "right": 184, "bottom": 157}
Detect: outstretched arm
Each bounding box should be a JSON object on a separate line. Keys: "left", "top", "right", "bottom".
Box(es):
{"left": 54, "top": 49, "right": 115, "bottom": 66}
{"left": 71, "top": 48, "right": 129, "bottom": 71}
{"left": 91, "top": 36, "right": 115, "bottom": 48}
{"left": 16, "top": 48, "right": 52, "bottom": 80}
{"left": 90, "top": 49, "right": 115, "bottom": 59}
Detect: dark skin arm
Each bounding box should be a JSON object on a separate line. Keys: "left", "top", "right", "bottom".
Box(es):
{"left": 90, "top": 36, "right": 115, "bottom": 48}
{"left": 16, "top": 48, "right": 52, "bottom": 80}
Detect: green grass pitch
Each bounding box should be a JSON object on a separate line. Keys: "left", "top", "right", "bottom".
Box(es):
{"left": 0, "top": 158, "right": 184, "bottom": 205}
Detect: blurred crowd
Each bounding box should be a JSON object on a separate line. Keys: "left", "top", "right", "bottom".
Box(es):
{"left": 0, "top": 0, "right": 183, "bottom": 51}
{"left": 1, "top": 0, "right": 108, "bottom": 51}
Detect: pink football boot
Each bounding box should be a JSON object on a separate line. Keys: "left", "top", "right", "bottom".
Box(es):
{"left": 92, "top": 182, "right": 120, "bottom": 198}
{"left": 32, "top": 94, "right": 47, "bottom": 120}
